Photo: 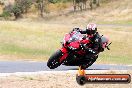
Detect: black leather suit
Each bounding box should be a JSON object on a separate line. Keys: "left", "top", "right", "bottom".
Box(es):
{"left": 72, "top": 28, "right": 104, "bottom": 68}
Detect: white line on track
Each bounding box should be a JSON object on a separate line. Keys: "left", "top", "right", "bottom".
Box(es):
{"left": 0, "top": 70, "right": 129, "bottom": 77}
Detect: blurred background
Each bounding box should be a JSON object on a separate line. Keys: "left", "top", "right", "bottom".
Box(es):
{"left": 0, "top": 0, "right": 131, "bottom": 65}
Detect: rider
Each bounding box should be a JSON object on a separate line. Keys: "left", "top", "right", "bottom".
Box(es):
{"left": 72, "top": 23, "right": 104, "bottom": 68}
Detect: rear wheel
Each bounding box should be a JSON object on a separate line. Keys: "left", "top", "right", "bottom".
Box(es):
{"left": 47, "top": 50, "right": 63, "bottom": 69}
{"left": 81, "top": 60, "right": 93, "bottom": 69}
{"left": 81, "top": 56, "right": 98, "bottom": 69}
{"left": 76, "top": 75, "right": 86, "bottom": 85}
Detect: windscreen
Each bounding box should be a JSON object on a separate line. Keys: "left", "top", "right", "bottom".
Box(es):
{"left": 101, "top": 36, "right": 108, "bottom": 44}
{"left": 69, "top": 31, "right": 83, "bottom": 42}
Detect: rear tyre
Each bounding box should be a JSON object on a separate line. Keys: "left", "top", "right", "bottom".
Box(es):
{"left": 47, "top": 50, "right": 63, "bottom": 69}
{"left": 81, "top": 60, "right": 93, "bottom": 69}
{"left": 81, "top": 56, "right": 98, "bottom": 69}
{"left": 76, "top": 75, "right": 86, "bottom": 85}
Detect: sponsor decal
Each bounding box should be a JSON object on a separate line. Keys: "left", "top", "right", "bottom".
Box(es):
{"left": 76, "top": 74, "right": 131, "bottom": 85}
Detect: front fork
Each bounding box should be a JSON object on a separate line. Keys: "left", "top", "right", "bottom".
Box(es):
{"left": 60, "top": 47, "right": 86, "bottom": 76}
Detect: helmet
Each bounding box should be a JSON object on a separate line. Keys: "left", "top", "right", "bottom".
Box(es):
{"left": 86, "top": 23, "right": 97, "bottom": 34}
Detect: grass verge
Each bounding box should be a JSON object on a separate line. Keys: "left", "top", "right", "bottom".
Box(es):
{"left": 0, "top": 21, "right": 132, "bottom": 65}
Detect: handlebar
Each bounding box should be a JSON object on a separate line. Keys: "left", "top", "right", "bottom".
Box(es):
{"left": 107, "top": 47, "right": 110, "bottom": 50}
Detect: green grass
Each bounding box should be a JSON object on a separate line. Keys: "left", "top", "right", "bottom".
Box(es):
{"left": 0, "top": 21, "right": 45, "bottom": 60}
{"left": 96, "top": 26, "right": 132, "bottom": 65}
{"left": 0, "top": 43, "right": 44, "bottom": 55}
{"left": 0, "top": 21, "right": 132, "bottom": 65}
{"left": 0, "top": 21, "right": 71, "bottom": 61}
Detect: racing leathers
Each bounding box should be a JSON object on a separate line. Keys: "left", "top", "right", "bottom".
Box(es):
{"left": 72, "top": 28, "right": 104, "bottom": 68}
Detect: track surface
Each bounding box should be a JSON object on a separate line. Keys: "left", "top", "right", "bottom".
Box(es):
{"left": 0, "top": 61, "right": 132, "bottom": 73}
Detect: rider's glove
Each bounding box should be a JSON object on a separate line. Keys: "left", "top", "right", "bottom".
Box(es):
{"left": 87, "top": 48, "right": 96, "bottom": 54}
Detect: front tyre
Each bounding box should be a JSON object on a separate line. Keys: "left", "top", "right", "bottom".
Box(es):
{"left": 47, "top": 50, "right": 63, "bottom": 69}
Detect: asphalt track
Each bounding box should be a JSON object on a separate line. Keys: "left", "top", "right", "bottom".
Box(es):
{"left": 0, "top": 61, "right": 132, "bottom": 73}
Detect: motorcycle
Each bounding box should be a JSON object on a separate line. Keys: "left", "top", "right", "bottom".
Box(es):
{"left": 47, "top": 30, "right": 111, "bottom": 69}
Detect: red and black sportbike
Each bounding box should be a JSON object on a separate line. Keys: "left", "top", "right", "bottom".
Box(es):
{"left": 47, "top": 30, "right": 111, "bottom": 69}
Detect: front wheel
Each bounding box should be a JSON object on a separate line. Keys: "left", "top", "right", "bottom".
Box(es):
{"left": 47, "top": 50, "right": 63, "bottom": 69}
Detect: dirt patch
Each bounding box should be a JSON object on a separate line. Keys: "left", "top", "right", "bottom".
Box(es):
{"left": 0, "top": 70, "right": 132, "bottom": 88}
